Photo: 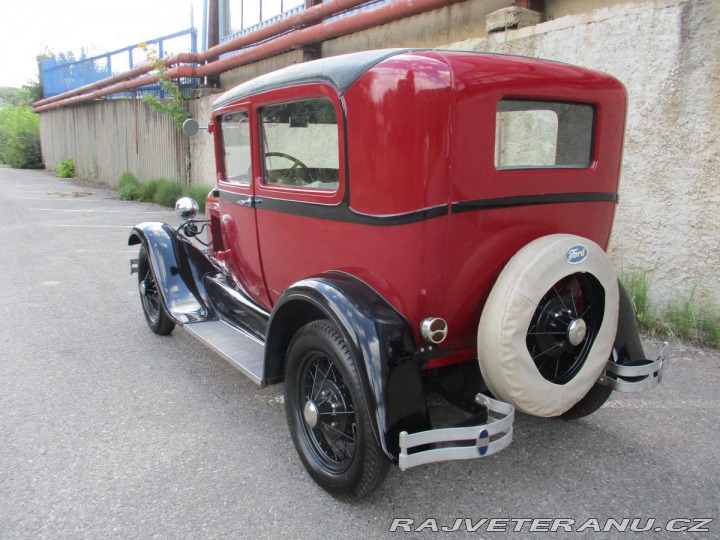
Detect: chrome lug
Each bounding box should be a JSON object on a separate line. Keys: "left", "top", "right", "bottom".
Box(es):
{"left": 303, "top": 400, "right": 319, "bottom": 429}
{"left": 567, "top": 318, "right": 587, "bottom": 346}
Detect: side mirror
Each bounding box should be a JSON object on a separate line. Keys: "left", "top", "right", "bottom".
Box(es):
{"left": 182, "top": 118, "right": 200, "bottom": 137}
{"left": 175, "top": 197, "right": 199, "bottom": 219}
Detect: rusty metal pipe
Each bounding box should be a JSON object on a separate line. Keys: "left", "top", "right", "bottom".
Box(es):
{"left": 34, "top": 0, "right": 369, "bottom": 109}
{"left": 194, "top": 0, "right": 463, "bottom": 77}
{"left": 34, "top": 0, "right": 466, "bottom": 112}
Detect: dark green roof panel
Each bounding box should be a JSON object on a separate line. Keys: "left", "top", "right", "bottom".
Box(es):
{"left": 212, "top": 49, "right": 412, "bottom": 110}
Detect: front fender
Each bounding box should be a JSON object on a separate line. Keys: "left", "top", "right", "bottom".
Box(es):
{"left": 266, "top": 272, "right": 430, "bottom": 460}
{"left": 129, "top": 222, "right": 214, "bottom": 324}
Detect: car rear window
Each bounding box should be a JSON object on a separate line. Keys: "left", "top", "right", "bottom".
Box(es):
{"left": 495, "top": 100, "right": 595, "bottom": 170}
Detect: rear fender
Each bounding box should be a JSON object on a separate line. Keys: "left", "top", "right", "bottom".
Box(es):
{"left": 613, "top": 280, "right": 647, "bottom": 363}
{"left": 265, "top": 272, "right": 430, "bottom": 460}
{"left": 129, "top": 222, "right": 214, "bottom": 324}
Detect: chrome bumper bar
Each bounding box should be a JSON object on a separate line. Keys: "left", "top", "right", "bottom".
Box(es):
{"left": 398, "top": 395, "right": 514, "bottom": 471}
{"left": 597, "top": 342, "right": 669, "bottom": 393}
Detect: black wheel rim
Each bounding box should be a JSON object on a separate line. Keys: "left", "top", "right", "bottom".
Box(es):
{"left": 140, "top": 265, "right": 161, "bottom": 324}
{"left": 526, "top": 272, "right": 604, "bottom": 385}
{"left": 298, "top": 352, "right": 356, "bottom": 473}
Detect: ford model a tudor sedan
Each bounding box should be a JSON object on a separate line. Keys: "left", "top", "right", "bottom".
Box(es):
{"left": 129, "top": 49, "right": 666, "bottom": 499}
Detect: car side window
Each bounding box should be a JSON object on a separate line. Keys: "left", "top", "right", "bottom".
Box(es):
{"left": 495, "top": 100, "right": 595, "bottom": 170}
{"left": 259, "top": 98, "right": 339, "bottom": 190}
{"left": 221, "top": 110, "right": 252, "bottom": 185}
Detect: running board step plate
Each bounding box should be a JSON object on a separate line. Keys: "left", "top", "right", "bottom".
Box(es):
{"left": 184, "top": 320, "right": 265, "bottom": 385}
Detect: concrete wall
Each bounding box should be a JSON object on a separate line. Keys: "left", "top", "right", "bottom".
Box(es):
{"left": 39, "top": 100, "right": 188, "bottom": 187}
{"left": 188, "top": 94, "right": 220, "bottom": 187}
{"left": 39, "top": 0, "right": 717, "bottom": 306}
{"left": 444, "top": 0, "right": 719, "bottom": 304}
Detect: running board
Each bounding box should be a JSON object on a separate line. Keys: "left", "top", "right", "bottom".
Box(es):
{"left": 183, "top": 320, "right": 265, "bottom": 385}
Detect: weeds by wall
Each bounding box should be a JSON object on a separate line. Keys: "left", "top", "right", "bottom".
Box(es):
{"left": 117, "top": 171, "right": 211, "bottom": 212}
{"left": 622, "top": 268, "right": 720, "bottom": 348}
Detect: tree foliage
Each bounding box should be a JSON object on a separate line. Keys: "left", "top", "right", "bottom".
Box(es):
{"left": 139, "top": 44, "right": 190, "bottom": 129}
{"left": 0, "top": 103, "right": 42, "bottom": 169}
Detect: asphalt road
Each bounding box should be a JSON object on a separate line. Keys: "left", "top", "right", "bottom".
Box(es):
{"left": 1, "top": 167, "right": 719, "bottom": 539}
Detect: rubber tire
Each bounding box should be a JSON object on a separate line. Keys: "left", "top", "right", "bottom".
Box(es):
{"left": 560, "top": 384, "right": 612, "bottom": 420}
{"left": 137, "top": 245, "right": 175, "bottom": 336}
{"left": 284, "top": 320, "right": 388, "bottom": 500}
{"left": 478, "top": 234, "right": 619, "bottom": 417}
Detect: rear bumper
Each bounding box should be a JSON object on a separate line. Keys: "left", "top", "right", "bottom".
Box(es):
{"left": 398, "top": 395, "right": 514, "bottom": 471}
{"left": 597, "top": 342, "right": 669, "bottom": 393}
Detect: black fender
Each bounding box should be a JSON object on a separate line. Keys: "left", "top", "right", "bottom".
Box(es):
{"left": 613, "top": 280, "right": 647, "bottom": 364}
{"left": 265, "top": 272, "right": 430, "bottom": 460}
{"left": 128, "top": 222, "right": 215, "bottom": 324}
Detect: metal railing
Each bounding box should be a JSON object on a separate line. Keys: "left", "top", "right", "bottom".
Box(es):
{"left": 40, "top": 28, "right": 199, "bottom": 99}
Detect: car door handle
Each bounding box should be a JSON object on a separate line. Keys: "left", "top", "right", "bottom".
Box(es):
{"left": 239, "top": 196, "right": 254, "bottom": 207}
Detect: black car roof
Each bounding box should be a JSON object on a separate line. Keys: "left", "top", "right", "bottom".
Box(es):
{"left": 212, "top": 49, "right": 413, "bottom": 110}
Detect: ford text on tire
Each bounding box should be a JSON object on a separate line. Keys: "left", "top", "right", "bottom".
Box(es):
{"left": 128, "top": 49, "right": 666, "bottom": 499}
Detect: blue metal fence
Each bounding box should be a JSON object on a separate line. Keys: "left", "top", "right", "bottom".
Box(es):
{"left": 40, "top": 28, "right": 199, "bottom": 99}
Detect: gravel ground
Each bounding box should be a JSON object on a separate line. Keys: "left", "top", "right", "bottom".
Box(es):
{"left": 1, "top": 168, "right": 718, "bottom": 539}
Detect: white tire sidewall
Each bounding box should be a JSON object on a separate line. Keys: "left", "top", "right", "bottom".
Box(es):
{"left": 478, "top": 234, "right": 619, "bottom": 417}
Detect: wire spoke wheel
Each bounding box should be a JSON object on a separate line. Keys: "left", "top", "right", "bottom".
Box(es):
{"left": 299, "top": 353, "right": 357, "bottom": 472}
{"left": 285, "top": 320, "right": 388, "bottom": 499}
{"left": 140, "top": 265, "right": 161, "bottom": 323}
{"left": 526, "top": 272, "right": 604, "bottom": 385}
{"left": 137, "top": 245, "right": 175, "bottom": 335}
{"left": 479, "top": 235, "right": 619, "bottom": 416}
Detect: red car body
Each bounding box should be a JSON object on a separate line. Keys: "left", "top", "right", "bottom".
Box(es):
{"left": 130, "top": 49, "right": 664, "bottom": 499}
{"left": 206, "top": 50, "right": 625, "bottom": 368}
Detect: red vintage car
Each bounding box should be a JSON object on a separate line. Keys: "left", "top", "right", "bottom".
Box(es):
{"left": 129, "top": 49, "right": 666, "bottom": 499}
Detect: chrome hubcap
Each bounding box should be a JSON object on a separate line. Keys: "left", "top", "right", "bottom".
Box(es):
{"left": 303, "top": 400, "right": 319, "bottom": 429}
{"left": 567, "top": 318, "right": 587, "bottom": 346}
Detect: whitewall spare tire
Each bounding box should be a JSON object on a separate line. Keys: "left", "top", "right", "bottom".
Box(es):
{"left": 478, "top": 234, "right": 619, "bottom": 417}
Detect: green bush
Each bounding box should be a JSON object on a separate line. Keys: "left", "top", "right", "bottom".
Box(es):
{"left": 118, "top": 172, "right": 141, "bottom": 200}
{"left": 152, "top": 180, "right": 183, "bottom": 208}
{"left": 55, "top": 158, "right": 75, "bottom": 178}
{"left": 137, "top": 178, "right": 163, "bottom": 202}
{"left": 0, "top": 104, "right": 43, "bottom": 169}
{"left": 182, "top": 185, "right": 213, "bottom": 213}
{"left": 116, "top": 175, "right": 213, "bottom": 213}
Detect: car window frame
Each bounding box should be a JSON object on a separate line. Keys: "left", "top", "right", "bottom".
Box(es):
{"left": 217, "top": 107, "right": 254, "bottom": 186}
{"left": 253, "top": 84, "right": 347, "bottom": 206}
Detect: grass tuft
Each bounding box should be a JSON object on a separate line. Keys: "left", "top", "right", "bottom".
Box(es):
{"left": 115, "top": 172, "right": 212, "bottom": 213}
{"left": 152, "top": 180, "right": 183, "bottom": 208}
{"left": 56, "top": 158, "right": 75, "bottom": 178}
{"left": 621, "top": 268, "right": 720, "bottom": 348}
{"left": 118, "top": 172, "right": 141, "bottom": 200}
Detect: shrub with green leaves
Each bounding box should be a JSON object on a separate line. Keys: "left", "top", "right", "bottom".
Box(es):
{"left": 116, "top": 173, "right": 213, "bottom": 214}
{"left": 137, "top": 178, "right": 164, "bottom": 202}
{"left": 118, "top": 171, "right": 141, "bottom": 200}
{"left": 0, "top": 104, "right": 43, "bottom": 169}
{"left": 56, "top": 158, "right": 75, "bottom": 178}
{"left": 152, "top": 180, "right": 183, "bottom": 208}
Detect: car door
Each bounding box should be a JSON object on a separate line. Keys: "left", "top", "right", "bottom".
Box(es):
{"left": 252, "top": 86, "right": 347, "bottom": 303}
{"left": 214, "top": 105, "right": 272, "bottom": 311}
